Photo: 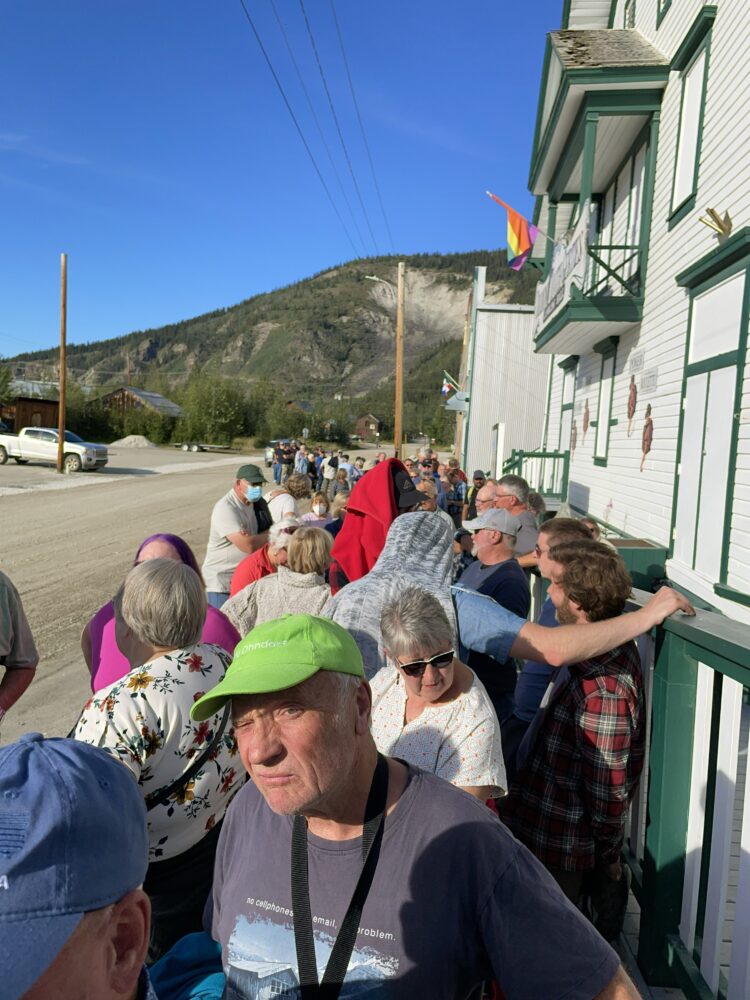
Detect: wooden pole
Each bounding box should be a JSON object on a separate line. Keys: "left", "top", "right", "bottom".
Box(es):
{"left": 394, "top": 261, "right": 405, "bottom": 459}
{"left": 56, "top": 253, "right": 67, "bottom": 474}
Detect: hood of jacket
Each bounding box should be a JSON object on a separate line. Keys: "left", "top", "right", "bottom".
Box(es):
{"left": 324, "top": 511, "right": 455, "bottom": 678}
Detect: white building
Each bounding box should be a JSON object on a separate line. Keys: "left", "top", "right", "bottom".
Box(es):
{"left": 527, "top": 0, "right": 750, "bottom": 620}
{"left": 458, "top": 268, "right": 550, "bottom": 477}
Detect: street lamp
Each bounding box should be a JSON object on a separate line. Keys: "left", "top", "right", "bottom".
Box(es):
{"left": 364, "top": 262, "right": 405, "bottom": 459}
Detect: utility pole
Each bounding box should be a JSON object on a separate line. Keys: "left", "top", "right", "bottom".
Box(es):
{"left": 56, "top": 253, "right": 67, "bottom": 474}
{"left": 394, "top": 261, "right": 405, "bottom": 459}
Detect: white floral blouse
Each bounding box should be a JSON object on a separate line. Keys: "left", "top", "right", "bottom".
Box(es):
{"left": 370, "top": 665, "right": 507, "bottom": 796}
{"left": 74, "top": 642, "right": 243, "bottom": 862}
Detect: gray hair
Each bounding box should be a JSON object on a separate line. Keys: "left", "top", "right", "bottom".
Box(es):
{"left": 380, "top": 585, "right": 454, "bottom": 659}
{"left": 498, "top": 474, "right": 530, "bottom": 506}
{"left": 269, "top": 516, "right": 301, "bottom": 549}
{"left": 113, "top": 558, "right": 205, "bottom": 649}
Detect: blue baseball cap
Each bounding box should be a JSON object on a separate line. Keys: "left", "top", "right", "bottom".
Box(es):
{"left": 0, "top": 734, "right": 149, "bottom": 998}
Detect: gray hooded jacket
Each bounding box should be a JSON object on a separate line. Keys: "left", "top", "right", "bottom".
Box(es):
{"left": 323, "top": 511, "right": 455, "bottom": 678}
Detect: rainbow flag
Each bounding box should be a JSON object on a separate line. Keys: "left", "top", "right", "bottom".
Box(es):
{"left": 487, "top": 192, "right": 539, "bottom": 271}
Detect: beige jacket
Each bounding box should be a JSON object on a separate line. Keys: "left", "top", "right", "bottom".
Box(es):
{"left": 223, "top": 565, "right": 331, "bottom": 637}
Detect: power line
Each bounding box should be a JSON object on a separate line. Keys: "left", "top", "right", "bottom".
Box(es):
{"left": 236, "top": 0, "right": 359, "bottom": 257}
{"left": 329, "top": 0, "right": 395, "bottom": 253}
{"left": 267, "top": 0, "right": 368, "bottom": 258}
{"left": 298, "top": 0, "right": 380, "bottom": 255}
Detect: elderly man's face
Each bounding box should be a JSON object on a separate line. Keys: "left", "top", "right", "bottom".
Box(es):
{"left": 233, "top": 673, "right": 370, "bottom": 817}
{"left": 475, "top": 484, "right": 496, "bottom": 512}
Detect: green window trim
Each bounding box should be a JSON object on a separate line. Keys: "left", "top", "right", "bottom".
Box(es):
{"left": 668, "top": 8, "right": 717, "bottom": 226}
{"left": 671, "top": 6, "right": 718, "bottom": 72}
{"left": 676, "top": 227, "right": 750, "bottom": 288}
{"left": 593, "top": 337, "right": 619, "bottom": 464}
{"left": 713, "top": 583, "right": 750, "bottom": 609}
{"left": 656, "top": 0, "right": 672, "bottom": 28}
{"left": 557, "top": 354, "right": 580, "bottom": 372}
{"left": 668, "top": 255, "right": 750, "bottom": 592}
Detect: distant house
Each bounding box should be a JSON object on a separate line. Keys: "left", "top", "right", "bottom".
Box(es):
{"left": 225, "top": 959, "right": 299, "bottom": 1000}
{"left": 92, "top": 386, "right": 183, "bottom": 418}
{"left": 0, "top": 395, "right": 59, "bottom": 432}
{"left": 356, "top": 413, "right": 381, "bottom": 440}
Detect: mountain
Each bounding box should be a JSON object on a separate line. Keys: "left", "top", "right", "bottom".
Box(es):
{"left": 9, "top": 251, "right": 538, "bottom": 399}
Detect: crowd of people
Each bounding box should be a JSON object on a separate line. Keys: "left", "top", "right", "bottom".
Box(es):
{"left": 0, "top": 445, "right": 696, "bottom": 1000}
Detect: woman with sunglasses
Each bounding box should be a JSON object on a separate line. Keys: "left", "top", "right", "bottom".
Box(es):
{"left": 371, "top": 585, "right": 506, "bottom": 801}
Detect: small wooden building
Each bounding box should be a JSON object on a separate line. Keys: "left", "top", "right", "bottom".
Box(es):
{"left": 356, "top": 413, "right": 381, "bottom": 440}
{"left": 0, "top": 395, "right": 59, "bottom": 431}
{"left": 93, "top": 386, "right": 182, "bottom": 418}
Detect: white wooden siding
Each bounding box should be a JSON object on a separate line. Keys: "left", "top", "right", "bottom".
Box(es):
{"left": 555, "top": 0, "right": 750, "bottom": 586}
{"left": 465, "top": 299, "right": 550, "bottom": 476}
{"left": 566, "top": 0, "right": 611, "bottom": 30}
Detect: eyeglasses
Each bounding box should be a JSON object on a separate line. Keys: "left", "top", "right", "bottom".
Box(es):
{"left": 396, "top": 649, "right": 455, "bottom": 677}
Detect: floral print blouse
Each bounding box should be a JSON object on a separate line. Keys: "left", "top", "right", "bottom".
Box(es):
{"left": 74, "top": 642, "right": 243, "bottom": 862}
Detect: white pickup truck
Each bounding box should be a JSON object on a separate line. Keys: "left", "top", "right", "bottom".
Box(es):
{"left": 0, "top": 427, "right": 109, "bottom": 472}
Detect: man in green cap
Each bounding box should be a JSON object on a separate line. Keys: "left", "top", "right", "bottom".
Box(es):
{"left": 191, "top": 613, "right": 640, "bottom": 999}
{"left": 201, "top": 464, "right": 272, "bottom": 609}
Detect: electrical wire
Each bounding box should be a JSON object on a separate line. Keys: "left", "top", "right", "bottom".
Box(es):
{"left": 298, "top": 0, "right": 380, "bottom": 255}
{"left": 236, "top": 0, "right": 359, "bottom": 257}
{"left": 267, "top": 0, "right": 367, "bottom": 258}
{"left": 328, "top": 0, "right": 395, "bottom": 254}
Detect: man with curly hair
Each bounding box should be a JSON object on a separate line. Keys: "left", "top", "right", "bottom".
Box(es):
{"left": 500, "top": 539, "right": 643, "bottom": 938}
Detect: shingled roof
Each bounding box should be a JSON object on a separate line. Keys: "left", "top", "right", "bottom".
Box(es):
{"left": 550, "top": 29, "right": 668, "bottom": 70}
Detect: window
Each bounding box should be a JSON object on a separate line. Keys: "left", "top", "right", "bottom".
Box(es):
{"left": 623, "top": 0, "right": 636, "bottom": 28}
{"left": 671, "top": 48, "right": 707, "bottom": 214}
{"left": 669, "top": 8, "right": 716, "bottom": 226}
{"left": 593, "top": 338, "right": 618, "bottom": 465}
{"left": 557, "top": 356, "right": 578, "bottom": 452}
{"left": 673, "top": 271, "right": 745, "bottom": 583}
{"left": 657, "top": 0, "right": 672, "bottom": 27}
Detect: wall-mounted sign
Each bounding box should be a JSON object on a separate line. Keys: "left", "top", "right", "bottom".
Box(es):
{"left": 640, "top": 369, "right": 658, "bottom": 397}
{"left": 533, "top": 200, "right": 592, "bottom": 336}
{"left": 629, "top": 350, "right": 645, "bottom": 373}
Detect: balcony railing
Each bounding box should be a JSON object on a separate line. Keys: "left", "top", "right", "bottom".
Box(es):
{"left": 502, "top": 448, "right": 570, "bottom": 501}
{"left": 585, "top": 243, "right": 641, "bottom": 297}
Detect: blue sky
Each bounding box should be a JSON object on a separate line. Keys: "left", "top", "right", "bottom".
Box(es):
{"left": 0, "top": 0, "right": 563, "bottom": 358}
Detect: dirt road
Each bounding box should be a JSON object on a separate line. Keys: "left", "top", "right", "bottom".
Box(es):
{"left": 0, "top": 446, "right": 269, "bottom": 743}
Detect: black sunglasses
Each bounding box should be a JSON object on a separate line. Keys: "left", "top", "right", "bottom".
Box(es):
{"left": 396, "top": 649, "right": 455, "bottom": 677}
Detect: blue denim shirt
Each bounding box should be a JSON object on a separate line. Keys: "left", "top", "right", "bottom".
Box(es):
{"left": 451, "top": 585, "right": 525, "bottom": 666}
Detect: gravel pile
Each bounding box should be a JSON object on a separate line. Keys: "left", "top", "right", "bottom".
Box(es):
{"left": 109, "top": 434, "right": 156, "bottom": 448}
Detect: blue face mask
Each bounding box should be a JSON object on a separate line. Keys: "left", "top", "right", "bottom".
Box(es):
{"left": 245, "top": 485, "right": 262, "bottom": 502}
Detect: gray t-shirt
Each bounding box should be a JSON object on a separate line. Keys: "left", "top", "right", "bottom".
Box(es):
{"left": 513, "top": 510, "right": 539, "bottom": 557}
{"left": 0, "top": 571, "right": 38, "bottom": 670}
{"left": 209, "top": 766, "right": 619, "bottom": 999}
{"left": 202, "top": 490, "right": 259, "bottom": 593}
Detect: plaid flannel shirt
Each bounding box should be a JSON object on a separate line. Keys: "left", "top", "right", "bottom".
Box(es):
{"left": 500, "top": 641, "right": 644, "bottom": 872}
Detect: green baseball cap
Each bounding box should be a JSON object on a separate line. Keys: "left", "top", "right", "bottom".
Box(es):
{"left": 236, "top": 463, "right": 265, "bottom": 484}
{"left": 190, "top": 614, "right": 364, "bottom": 721}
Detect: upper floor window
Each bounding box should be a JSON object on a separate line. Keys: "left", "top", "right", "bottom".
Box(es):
{"left": 623, "top": 0, "right": 636, "bottom": 28}
{"left": 657, "top": 0, "right": 672, "bottom": 27}
{"left": 669, "top": 7, "right": 717, "bottom": 226}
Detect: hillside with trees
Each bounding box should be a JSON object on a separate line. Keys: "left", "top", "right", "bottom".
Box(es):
{"left": 6, "top": 249, "right": 537, "bottom": 446}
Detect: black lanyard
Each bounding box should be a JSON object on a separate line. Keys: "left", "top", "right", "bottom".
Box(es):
{"left": 291, "top": 753, "right": 389, "bottom": 999}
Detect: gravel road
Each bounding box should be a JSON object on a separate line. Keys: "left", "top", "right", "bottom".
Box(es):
{"left": 0, "top": 446, "right": 270, "bottom": 744}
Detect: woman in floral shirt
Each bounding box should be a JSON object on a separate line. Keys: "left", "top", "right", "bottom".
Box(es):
{"left": 73, "top": 558, "right": 242, "bottom": 963}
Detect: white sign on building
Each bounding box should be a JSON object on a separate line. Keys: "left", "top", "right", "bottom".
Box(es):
{"left": 533, "top": 200, "right": 592, "bottom": 336}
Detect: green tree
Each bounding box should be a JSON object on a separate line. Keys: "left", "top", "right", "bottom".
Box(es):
{"left": 0, "top": 362, "right": 12, "bottom": 407}
{"left": 175, "top": 375, "right": 248, "bottom": 445}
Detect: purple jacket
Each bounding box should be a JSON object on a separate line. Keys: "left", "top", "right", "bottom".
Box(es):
{"left": 87, "top": 602, "right": 240, "bottom": 693}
